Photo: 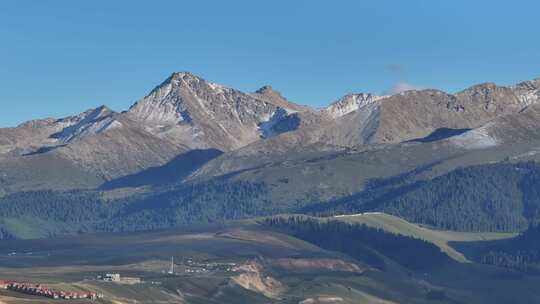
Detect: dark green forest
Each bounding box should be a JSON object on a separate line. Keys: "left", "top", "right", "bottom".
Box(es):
{"left": 0, "top": 181, "right": 272, "bottom": 238}
{"left": 2, "top": 161, "right": 540, "bottom": 239}
{"left": 305, "top": 162, "right": 540, "bottom": 232}
{"left": 262, "top": 216, "right": 450, "bottom": 271}
{"left": 476, "top": 224, "right": 540, "bottom": 273}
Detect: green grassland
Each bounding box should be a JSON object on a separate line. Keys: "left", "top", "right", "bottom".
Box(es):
{"left": 242, "top": 213, "right": 515, "bottom": 263}
{"left": 4, "top": 159, "right": 540, "bottom": 242}
{"left": 0, "top": 217, "right": 539, "bottom": 303}
{"left": 0, "top": 224, "right": 422, "bottom": 304}
{"left": 331, "top": 212, "right": 515, "bottom": 262}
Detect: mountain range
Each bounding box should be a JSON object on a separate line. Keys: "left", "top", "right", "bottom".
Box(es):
{"left": 1, "top": 72, "right": 540, "bottom": 238}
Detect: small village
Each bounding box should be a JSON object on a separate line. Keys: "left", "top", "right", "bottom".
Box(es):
{"left": 0, "top": 257, "right": 240, "bottom": 301}
{"left": 0, "top": 280, "right": 104, "bottom": 300}
{"left": 182, "top": 258, "right": 238, "bottom": 274}
{"left": 97, "top": 273, "right": 141, "bottom": 284}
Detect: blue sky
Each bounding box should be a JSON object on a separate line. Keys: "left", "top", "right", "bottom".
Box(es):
{"left": 1, "top": 0, "right": 539, "bottom": 127}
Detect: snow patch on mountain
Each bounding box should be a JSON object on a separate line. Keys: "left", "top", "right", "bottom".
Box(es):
{"left": 516, "top": 88, "right": 540, "bottom": 106}
{"left": 512, "top": 79, "right": 540, "bottom": 107}
{"left": 207, "top": 81, "right": 229, "bottom": 94}
{"left": 450, "top": 124, "right": 498, "bottom": 149}
{"left": 258, "top": 108, "right": 299, "bottom": 139}
{"left": 326, "top": 93, "right": 385, "bottom": 118}
{"left": 51, "top": 106, "right": 119, "bottom": 142}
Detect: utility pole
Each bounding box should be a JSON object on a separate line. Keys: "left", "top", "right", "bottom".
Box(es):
{"left": 168, "top": 256, "right": 174, "bottom": 275}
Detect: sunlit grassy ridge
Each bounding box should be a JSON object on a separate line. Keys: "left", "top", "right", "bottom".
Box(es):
{"left": 254, "top": 213, "right": 515, "bottom": 263}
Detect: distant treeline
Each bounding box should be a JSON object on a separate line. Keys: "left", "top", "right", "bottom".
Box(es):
{"left": 2, "top": 161, "right": 540, "bottom": 239}
{"left": 108, "top": 181, "right": 272, "bottom": 231}
{"left": 262, "top": 216, "right": 450, "bottom": 271}
{"left": 477, "top": 224, "right": 540, "bottom": 273}
{"left": 304, "top": 162, "right": 540, "bottom": 232}
{"left": 0, "top": 181, "right": 272, "bottom": 239}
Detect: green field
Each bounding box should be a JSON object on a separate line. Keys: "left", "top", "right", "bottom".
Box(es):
{"left": 331, "top": 212, "right": 515, "bottom": 262}
{"left": 0, "top": 216, "right": 537, "bottom": 304}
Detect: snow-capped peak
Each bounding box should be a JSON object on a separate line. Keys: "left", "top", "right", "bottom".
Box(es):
{"left": 127, "top": 71, "right": 238, "bottom": 125}
{"left": 51, "top": 106, "right": 120, "bottom": 142}
{"left": 325, "top": 93, "right": 384, "bottom": 118}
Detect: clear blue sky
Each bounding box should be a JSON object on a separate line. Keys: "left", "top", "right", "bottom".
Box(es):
{"left": 1, "top": 0, "right": 539, "bottom": 127}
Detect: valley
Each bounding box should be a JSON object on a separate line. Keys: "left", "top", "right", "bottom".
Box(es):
{"left": 1, "top": 72, "right": 540, "bottom": 303}
{"left": 0, "top": 215, "right": 536, "bottom": 304}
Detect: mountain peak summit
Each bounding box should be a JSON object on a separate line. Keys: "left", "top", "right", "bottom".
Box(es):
{"left": 164, "top": 71, "right": 205, "bottom": 86}
{"left": 252, "top": 85, "right": 309, "bottom": 112}
{"left": 255, "top": 85, "right": 288, "bottom": 101}
{"left": 255, "top": 85, "right": 275, "bottom": 94}
{"left": 170, "top": 71, "right": 199, "bottom": 80}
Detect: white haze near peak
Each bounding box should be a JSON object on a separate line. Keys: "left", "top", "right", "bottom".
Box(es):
{"left": 384, "top": 82, "right": 425, "bottom": 95}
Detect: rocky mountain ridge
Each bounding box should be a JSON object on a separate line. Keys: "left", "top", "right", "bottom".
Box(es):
{"left": 125, "top": 72, "right": 310, "bottom": 151}
{"left": 0, "top": 72, "right": 539, "bottom": 192}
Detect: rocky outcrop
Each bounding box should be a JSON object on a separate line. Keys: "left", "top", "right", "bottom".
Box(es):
{"left": 232, "top": 261, "right": 285, "bottom": 299}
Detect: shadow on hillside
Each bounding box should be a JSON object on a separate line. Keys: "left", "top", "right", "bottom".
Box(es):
{"left": 407, "top": 128, "right": 471, "bottom": 143}
{"left": 449, "top": 237, "right": 516, "bottom": 264}
{"left": 100, "top": 148, "right": 223, "bottom": 190}
{"left": 22, "top": 144, "right": 67, "bottom": 156}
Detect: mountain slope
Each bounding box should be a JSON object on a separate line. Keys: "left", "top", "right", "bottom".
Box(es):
{"left": 2, "top": 72, "right": 540, "bottom": 225}
{"left": 0, "top": 109, "right": 189, "bottom": 184}
{"left": 0, "top": 105, "right": 117, "bottom": 156}
{"left": 126, "top": 72, "right": 311, "bottom": 151}
{"left": 189, "top": 78, "right": 540, "bottom": 185}
{"left": 51, "top": 114, "right": 189, "bottom": 179}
